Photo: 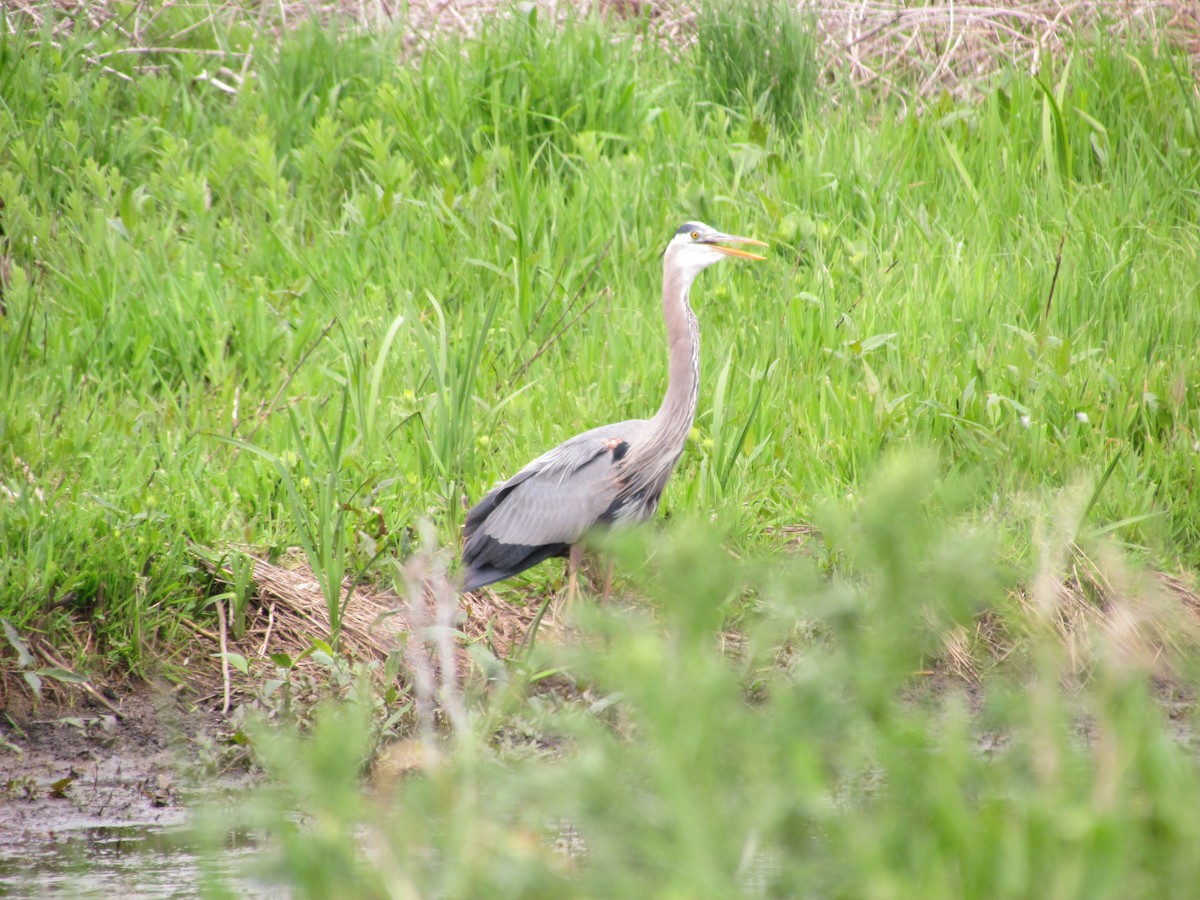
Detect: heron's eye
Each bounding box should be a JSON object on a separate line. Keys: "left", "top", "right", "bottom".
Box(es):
{"left": 690, "top": 230, "right": 700, "bottom": 240}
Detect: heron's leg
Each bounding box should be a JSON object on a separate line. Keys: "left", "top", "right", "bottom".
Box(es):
{"left": 566, "top": 543, "right": 583, "bottom": 614}
{"left": 601, "top": 559, "right": 614, "bottom": 603}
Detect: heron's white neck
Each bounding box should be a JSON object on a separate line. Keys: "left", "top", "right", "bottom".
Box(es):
{"left": 649, "top": 262, "right": 701, "bottom": 452}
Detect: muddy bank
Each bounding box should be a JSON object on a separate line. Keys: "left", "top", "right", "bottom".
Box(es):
{"left": 0, "top": 685, "right": 245, "bottom": 896}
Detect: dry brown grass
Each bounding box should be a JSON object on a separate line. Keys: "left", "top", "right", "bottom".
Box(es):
{"left": 768, "top": 519, "right": 1200, "bottom": 684}
{"left": 189, "top": 544, "right": 561, "bottom": 709}
{"left": 7, "top": 1, "right": 1196, "bottom": 105}
{"left": 943, "top": 543, "right": 1200, "bottom": 684}
{"left": 805, "top": 1, "right": 1199, "bottom": 107}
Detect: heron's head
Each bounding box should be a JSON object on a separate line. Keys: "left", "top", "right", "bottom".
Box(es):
{"left": 664, "top": 221, "right": 767, "bottom": 280}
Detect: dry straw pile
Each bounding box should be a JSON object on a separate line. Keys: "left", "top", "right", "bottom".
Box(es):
{"left": 192, "top": 544, "right": 557, "bottom": 709}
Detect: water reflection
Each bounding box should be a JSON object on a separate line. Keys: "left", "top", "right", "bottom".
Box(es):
{"left": 0, "top": 823, "right": 280, "bottom": 899}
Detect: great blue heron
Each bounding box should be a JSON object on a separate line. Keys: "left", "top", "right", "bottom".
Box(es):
{"left": 461, "top": 222, "right": 766, "bottom": 600}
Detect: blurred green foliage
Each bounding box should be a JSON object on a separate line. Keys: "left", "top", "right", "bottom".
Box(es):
{"left": 201, "top": 459, "right": 1200, "bottom": 897}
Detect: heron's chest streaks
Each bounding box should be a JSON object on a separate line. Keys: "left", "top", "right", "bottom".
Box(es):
{"left": 599, "top": 487, "right": 663, "bottom": 527}
{"left": 602, "top": 444, "right": 684, "bottom": 527}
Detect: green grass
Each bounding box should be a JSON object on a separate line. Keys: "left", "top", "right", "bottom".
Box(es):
{"left": 5, "top": 6, "right": 1198, "bottom": 666}
{"left": 4, "top": 2, "right": 1200, "bottom": 895}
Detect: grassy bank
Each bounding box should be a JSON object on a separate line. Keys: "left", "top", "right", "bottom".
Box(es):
{"left": 2, "top": 2, "right": 1198, "bottom": 667}
{"left": 4, "top": 1, "right": 1200, "bottom": 895}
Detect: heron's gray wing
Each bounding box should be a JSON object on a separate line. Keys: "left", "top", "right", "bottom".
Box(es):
{"left": 468, "top": 421, "right": 645, "bottom": 548}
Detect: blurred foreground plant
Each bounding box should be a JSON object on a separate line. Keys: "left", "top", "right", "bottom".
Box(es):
{"left": 199, "top": 457, "right": 1200, "bottom": 897}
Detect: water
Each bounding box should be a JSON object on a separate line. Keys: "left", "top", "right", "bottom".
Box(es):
{"left": 1, "top": 824, "right": 203, "bottom": 898}
{"left": 0, "top": 819, "right": 288, "bottom": 899}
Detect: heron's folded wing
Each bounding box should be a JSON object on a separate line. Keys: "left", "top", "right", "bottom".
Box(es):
{"left": 465, "top": 419, "right": 647, "bottom": 548}
{"left": 473, "top": 441, "right": 623, "bottom": 547}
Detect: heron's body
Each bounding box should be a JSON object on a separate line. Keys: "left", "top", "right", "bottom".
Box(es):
{"left": 461, "top": 222, "right": 764, "bottom": 594}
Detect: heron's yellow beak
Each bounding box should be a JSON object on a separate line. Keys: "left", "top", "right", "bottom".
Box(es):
{"left": 708, "top": 235, "right": 768, "bottom": 261}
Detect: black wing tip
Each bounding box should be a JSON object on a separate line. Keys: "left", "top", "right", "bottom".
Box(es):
{"left": 463, "top": 489, "right": 502, "bottom": 538}
{"left": 462, "top": 566, "right": 519, "bottom": 593}
{"left": 460, "top": 536, "right": 571, "bottom": 593}
{"left": 461, "top": 568, "right": 502, "bottom": 592}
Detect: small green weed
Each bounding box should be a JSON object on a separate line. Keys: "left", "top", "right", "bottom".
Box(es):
{"left": 1, "top": 618, "right": 88, "bottom": 699}
{"left": 696, "top": 0, "right": 820, "bottom": 129}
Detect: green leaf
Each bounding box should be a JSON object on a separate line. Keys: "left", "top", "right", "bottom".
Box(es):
{"left": 217, "top": 652, "right": 250, "bottom": 675}
{"left": 23, "top": 671, "right": 43, "bottom": 697}
{"left": 366, "top": 313, "right": 407, "bottom": 445}
{"left": 49, "top": 776, "right": 75, "bottom": 798}
{"left": 308, "top": 638, "right": 336, "bottom": 657}
{"left": 938, "top": 131, "right": 981, "bottom": 206}
{"left": 2, "top": 619, "right": 35, "bottom": 669}
{"left": 34, "top": 667, "right": 89, "bottom": 684}
{"left": 859, "top": 333, "right": 898, "bottom": 354}
{"left": 1035, "top": 73, "right": 1072, "bottom": 185}
{"left": 1087, "top": 510, "right": 1167, "bottom": 539}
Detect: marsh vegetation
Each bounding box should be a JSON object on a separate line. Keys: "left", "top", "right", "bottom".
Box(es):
{"left": 2, "top": 1, "right": 1200, "bottom": 895}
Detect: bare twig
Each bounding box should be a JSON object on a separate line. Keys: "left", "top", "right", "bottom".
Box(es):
{"left": 216, "top": 598, "right": 231, "bottom": 715}
{"left": 511, "top": 238, "right": 614, "bottom": 384}
{"left": 90, "top": 46, "right": 250, "bottom": 62}
{"left": 195, "top": 71, "right": 239, "bottom": 95}
{"left": 260, "top": 602, "right": 277, "bottom": 657}
{"left": 179, "top": 616, "right": 220, "bottom": 642}
{"left": 1044, "top": 222, "right": 1069, "bottom": 321}
{"left": 200, "top": 315, "right": 338, "bottom": 469}
{"left": 245, "top": 317, "right": 339, "bottom": 443}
